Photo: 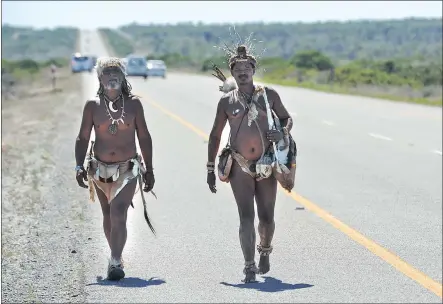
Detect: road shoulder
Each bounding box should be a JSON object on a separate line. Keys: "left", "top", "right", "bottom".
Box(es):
{"left": 1, "top": 68, "right": 88, "bottom": 303}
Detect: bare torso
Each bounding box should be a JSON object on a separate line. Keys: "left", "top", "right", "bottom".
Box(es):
{"left": 224, "top": 90, "right": 273, "bottom": 161}
{"left": 92, "top": 95, "right": 138, "bottom": 163}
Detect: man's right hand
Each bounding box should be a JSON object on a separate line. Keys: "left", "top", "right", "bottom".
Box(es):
{"left": 207, "top": 172, "right": 217, "bottom": 193}
{"left": 76, "top": 166, "right": 88, "bottom": 188}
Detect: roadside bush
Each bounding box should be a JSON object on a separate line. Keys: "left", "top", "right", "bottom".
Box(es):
{"left": 1, "top": 58, "right": 69, "bottom": 81}
{"left": 291, "top": 50, "right": 334, "bottom": 71}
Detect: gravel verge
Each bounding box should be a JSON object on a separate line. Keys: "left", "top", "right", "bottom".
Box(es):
{"left": 1, "top": 68, "right": 89, "bottom": 303}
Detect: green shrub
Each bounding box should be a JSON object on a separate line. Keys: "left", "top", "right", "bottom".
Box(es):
{"left": 1, "top": 58, "right": 70, "bottom": 80}
{"left": 290, "top": 50, "right": 334, "bottom": 71}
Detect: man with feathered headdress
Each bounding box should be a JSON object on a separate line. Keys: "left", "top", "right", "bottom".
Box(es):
{"left": 74, "top": 57, "right": 156, "bottom": 281}
{"left": 207, "top": 45, "right": 296, "bottom": 283}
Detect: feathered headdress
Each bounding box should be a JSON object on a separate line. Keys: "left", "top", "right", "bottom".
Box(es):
{"left": 228, "top": 45, "right": 257, "bottom": 70}
{"left": 212, "top": 44, "right": 258, "bottom": 94}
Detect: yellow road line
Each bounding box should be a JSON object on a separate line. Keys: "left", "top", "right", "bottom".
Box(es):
{"left": 148, "top": 99, "right": 442, "bottom": 299}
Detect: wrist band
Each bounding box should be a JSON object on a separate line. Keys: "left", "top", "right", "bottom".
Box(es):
{"left": 207, "top": 161, "right": 215, "bottom": 173}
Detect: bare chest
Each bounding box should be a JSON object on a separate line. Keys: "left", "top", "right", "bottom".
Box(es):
{"left": 225, "top": 94, "right": 273, "bottom": 125}
{"left": 93, "top": 101, "right": 136, "bottom": 133}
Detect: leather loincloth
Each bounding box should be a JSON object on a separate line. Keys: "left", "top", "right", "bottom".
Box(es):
{"left": 87, "top": 155, "right": 143, "bottom": 203}
{"left": 231, "top": 151, "right": 273, "bottom": 181}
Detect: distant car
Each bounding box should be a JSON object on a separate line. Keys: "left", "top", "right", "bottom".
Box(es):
{"left": 71, "top": 53, "right": 94, "bottom": 73}
{"left": 125, "top": 56, "right": 148, "bottom": 79}
{"left": 147, "top": 60, "right": 167, "bottom": 78}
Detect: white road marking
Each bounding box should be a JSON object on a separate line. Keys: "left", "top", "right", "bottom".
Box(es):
{"left": 322, "top": 120, "right": 335, "bottom": 126}
{"left": 368, "top": 133, "right": 392, "bottom": 141}
{"left": 432, "top": 150, "right": 442, "bottom": 156}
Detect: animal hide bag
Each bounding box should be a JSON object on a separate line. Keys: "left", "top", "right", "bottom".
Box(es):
{"left": 261, "top": 87, "right": 298, "bottom": 192}
{"left": 272, "top": 134, "right": 297, "bottom": 192}
{"left": 218, "top": 146, "right": 233, "bottom": 183}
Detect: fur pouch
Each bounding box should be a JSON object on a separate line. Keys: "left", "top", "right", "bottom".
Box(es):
{"left": 218, "top": 146, "right": 233, "bottom": 183}
{"left": 273, "top": 135, "right": 297, "bottom": 192}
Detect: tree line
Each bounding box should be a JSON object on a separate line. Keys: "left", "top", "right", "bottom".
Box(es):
{"left": 98, "top": 18, "right": 442, "bottom": 105}
{"left": 1, "top": 25, "right": 79, "bottom": 61}
{"left": 107, "top": 18, "right": 442, "bottom": 62}
{"left": 2, "top": 19, "right": 440, "bottom": 106}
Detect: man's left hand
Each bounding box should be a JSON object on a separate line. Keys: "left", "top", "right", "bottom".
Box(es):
{"left": 266, "top": 129, "right": 283, "bottom": 142}
{"left": 143, "top": 171, "right": 155, "bottom": 192}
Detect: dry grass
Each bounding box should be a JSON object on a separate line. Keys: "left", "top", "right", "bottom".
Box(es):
{"left": 259, "top": 76, "right": 442, "bottom": 107}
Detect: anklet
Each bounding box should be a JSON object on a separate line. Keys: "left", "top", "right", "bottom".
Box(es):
{"left": 257, "top": 244, "right": 273, "bottom": 256}
{"left": 243, "top": 260, "right": 258, "bottom": 274}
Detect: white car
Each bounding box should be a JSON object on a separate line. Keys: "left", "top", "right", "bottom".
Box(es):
{"left": 147, "top": 60, "right": 167, "bottom": 78}
{"left": 125, "top": 56, "right": 148, "bottom": 79}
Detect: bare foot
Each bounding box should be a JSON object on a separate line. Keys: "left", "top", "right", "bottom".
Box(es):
{"left": 258, "top": 255, "right": 270, "bottom": 274}
{"left": 242, "top": 270, "right": 257, "bottom": 283}
{"left": 242, "top": 262, "right": 258, "bottom": 283}
{"left": 257, "top": 244, "right": 272, "bottom": 274}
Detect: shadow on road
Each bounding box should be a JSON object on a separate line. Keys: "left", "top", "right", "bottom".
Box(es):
{"left": 220, "top": 276, "right": 313, "bottom": 293}
{"left": 86, "top": 276, "right": 166, "bottom": 288}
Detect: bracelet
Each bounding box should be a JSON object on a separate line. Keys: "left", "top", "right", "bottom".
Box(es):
{"left": 207, "top": 161, "right": 215, "bottom": 173}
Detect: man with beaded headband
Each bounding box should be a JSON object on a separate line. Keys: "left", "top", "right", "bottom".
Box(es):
{"left": 207, "top": 45, "right": 295, "bottom": 283}
{"left": 74, "top": 57, "right": 156, "bottom": 280}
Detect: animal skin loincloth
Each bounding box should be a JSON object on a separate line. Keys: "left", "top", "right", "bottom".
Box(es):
{"left": 84, "top": 141, "right": 157, "bottom": 235}
{"left": 87, "top": 155, "right": 143, "bottom": 203}
{"left": 231, "top": 150, "right": 273, "bottom": 181}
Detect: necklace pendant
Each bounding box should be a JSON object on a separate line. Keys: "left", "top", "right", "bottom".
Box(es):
{"left": 108, "top": 121, "right": 118, "bottom": 135}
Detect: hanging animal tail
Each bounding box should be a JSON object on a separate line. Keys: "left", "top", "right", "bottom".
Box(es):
{"left": 87, "top": 141, "right": 96, "bottom": 202}
{"left": 138, "top": 176, "right": 156, "bottom": 236}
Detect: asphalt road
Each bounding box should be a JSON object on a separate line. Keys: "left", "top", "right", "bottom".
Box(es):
{"left": 78, "top": 30, "right": 442, "bottom": 303}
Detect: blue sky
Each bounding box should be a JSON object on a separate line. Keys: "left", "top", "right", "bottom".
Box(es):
{"left": 2, "top": 1, "right": 442, "bottom": 29}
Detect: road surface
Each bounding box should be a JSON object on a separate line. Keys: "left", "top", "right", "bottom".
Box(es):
{"left": 79, "top": 30, "right": 442, "bottom": 303}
